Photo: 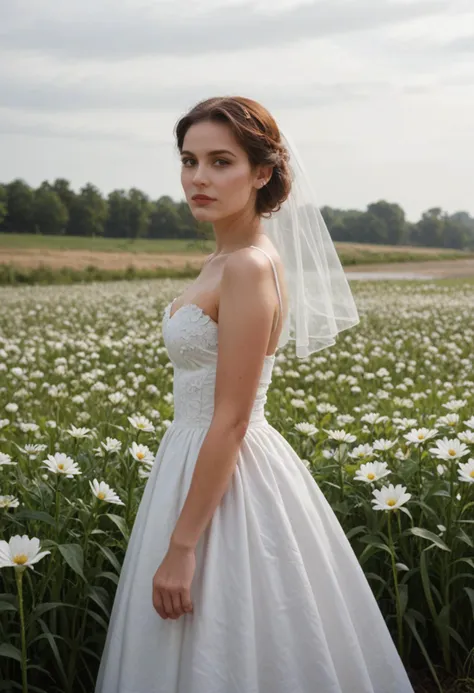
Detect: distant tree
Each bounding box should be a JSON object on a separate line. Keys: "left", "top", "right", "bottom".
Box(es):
{"left": 5, "top": 179, "right": 35, "bottom": 233}
{"left": 68, "top": 184, "right": 108, "bottom": 237}
{"left": 51, "top": 178, "right": 76, "bottom": 220}
{"left": 128, "top": 188, "right": 151, "bottom": 240}
{"left": 149, "top": 196, "right": 182, "bottom": 239}
{"left": 33, "top": 183, "right": 68, "bottom": 235}
{"left": 0, "top": 184, "right": 7, "bottom": 228}
{"left": 367, "top": 201, "right": 407, "bottom": 245}
{"left": 411, "top": 208, "right": 445, "bottom": 247}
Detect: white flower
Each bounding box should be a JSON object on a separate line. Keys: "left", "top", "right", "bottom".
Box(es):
{"left": 324, "top": 429, "right": 357, "bottom": 443}
{"left": 0, "top": 419, "right": 10, "bottom": 429}
{"left": 127, "top": 415, "right": 155, "bottom": 433}
{"left": 18, "top": 422, "right": 39, "bottom": 433}
{"left": 17, "top": 443, "right": 48, "bottom": 459}
{"left": 442, "top": 399, "right": 467, "bottom": 412}
{"left": 138, "top": 466, "right": 152, "bottom": 479}
{"left": 457, "top": 458, "right": 474, "bottom": 484}
{"left": 89, "top": 479, "right": 124, "bottom": 505}
{"left": 404, "top": 428, "right": 438, "bottom": 445}
{"left": 0, "top": 495, "right": 20, "bottom": 509}
{"left": 46, "top": 420, "right": 57, "bottom": 429}
{"left": 5, "top": 403, "right": 19, "bottom": 413}
{"left": 0, "top": 535, "right": 50, "bottom": 571}
{"left": 294, "top": 422, "right": 319, "bottom": 437}
{"left": 360, "top": 413, "right": 389, "bottom": 425}
{"left": 436, "top": 413, "right": 460, "bottom": 428}
{"left": 0, "top": 452, "right": 16, "bottom": 467}
{"left": 101, "top": 437, "right": 122, "bottom": 454}
{"left": 290, "top": 398, "right": 307, "bottom": 410}
{"left": 129, "top": 442, "right": 155, "bottom": 464}
{"left": 66, "top": 425, "right": 93, "bottom": 439}
{"left": 354, "top": 461, "right": 391, "bottom": 483}
{"left": 42, "top": 453, "right": 82, "bottom": 477}
{"left": 457, "top": 430, "right": 474, "bottom": 444}
{"left": 464, "top": 416, "right": 474, "bottom": 431}
{"left": 437, "top": 464, "right": 447, "bottom": 476}
{"left": 371, "top": 483, "right": 411, "bottom": 511}
{"left": 349, "top": 444, "right": 374, "bottom": 461}
{"left": 429, "top": 437, "right": 470, "bottom": 461}
{"left": 372, "top": 438, "right": 398, "bottom": 451}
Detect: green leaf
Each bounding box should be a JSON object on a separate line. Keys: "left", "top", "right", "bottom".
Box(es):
{"left": 409, "top": 527, "right": 451, "bottom": 551}
{"left": 96, "top": 543, "right": 122, "bottom": 574}
{"left": 464, "top": 587, "right": 474, "bottom": 620}
{"left": 404, "top": 610, "right": 443, "bottom": 693}
{"left": 0, "top": 643, "right": 22, "bottom": 662}
{"left": 29, "top": 601, "right": 73, "bottom": 624}
{"left": 14, "top": 509, "right": 56, "bottom": 526}
{"left": 57, "top": 543, "right": 85, "bottom": 580}
{"left": 106, "top": 513, "right": 129, "bottom": 540}
{"left": 0, "top": 600, "right": 17, "bottom": 613}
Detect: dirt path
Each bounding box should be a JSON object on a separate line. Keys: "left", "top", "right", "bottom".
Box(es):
{"left": 2, "top": 248, "right": 474, "bottom": 278}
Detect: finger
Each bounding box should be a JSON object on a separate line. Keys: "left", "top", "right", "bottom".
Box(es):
{"left": 162, "top": 591, "right": 178, "bottom": 619}
{"left": 181, "top": 590, "right": 194, "bottom": 614}
{"left": 171, "top": 591, "right": 183, "bottom": 618}
{"left": 152, "top": 586, "right": 167, "bottom": 619}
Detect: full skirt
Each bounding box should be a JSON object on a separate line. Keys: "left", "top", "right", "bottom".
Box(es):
{"left": 95, "top": 420, "right": 414, "bottom": 693}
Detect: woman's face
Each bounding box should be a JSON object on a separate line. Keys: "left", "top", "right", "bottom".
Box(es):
{"left": 180, "top": 120, "right": 268, "bottom": 223}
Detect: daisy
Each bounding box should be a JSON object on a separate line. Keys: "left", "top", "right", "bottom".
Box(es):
{"left": 42, "top": 453, "right": 82, "bottom": 477}
{"left": 348, "top": 444, "right": 374, "bottom": 461}
{"left": 294, "top": 422, "right": 319, "bottom": 437}
{"left": 457, "top": 459, "right": 474, "bottom": 484}
{"left": 457, "top": 430, "right": 474, "bottom": 445}
{"left": 101, "top": 437, "right": 122, "bottom": 454}
{"left": 127, "top": 415, "right": 155, "bottom": 433}
{"left": 89, "top": 479, "right": 124, "bottom": 505}
{"left": 372, "top": 438, "right": 398, "bottom": 451}
{"left": 429, "top": 437, "right": 470, "bottom": 462}
{"left": 66, "top": 425, "right": 94, "bottom": 439}
{"left": 0, "top": 452, "right": 16, "bottom": 467}
{"left": 0, "top": 535, "right": 50, "bottom": 571}
{"left": 129, "top": 442, "right": 155, "bottom": 465}
{"left": 324, "top": 429, "right": 357, "bottom": 443}
{"left": 354, "top": 461, "right": 391, "bottom": 484}
{"left": 464, "top": 416, "right": 474, "bottom": 431}
{"left": 404, "top": 428, "right": 438, "bottom": 445}
{"left": 371, "top": 484, "right": 411, "bottom": 511}
{"left": 0, "top": 495, "right": 20, "bottom": 509}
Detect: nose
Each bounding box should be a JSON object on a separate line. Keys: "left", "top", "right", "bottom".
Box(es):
{"left": 191, "top": 163, "right": 209, "bottom": 186}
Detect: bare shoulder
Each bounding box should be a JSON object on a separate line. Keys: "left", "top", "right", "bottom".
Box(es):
{"left": 222, "top": 246, "right": 273, "bottom": 283}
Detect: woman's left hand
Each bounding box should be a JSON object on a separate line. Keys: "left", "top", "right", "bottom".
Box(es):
{"left": 152, "top": 543, "right": 196, "bottom": 620}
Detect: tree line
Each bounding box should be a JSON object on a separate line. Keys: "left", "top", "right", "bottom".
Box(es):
{"left": 1, "top": 178, "right": 473, "bottom": 249}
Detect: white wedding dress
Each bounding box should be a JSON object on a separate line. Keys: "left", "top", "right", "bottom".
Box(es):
{"left": 95, "top": 246, "right": 414, "bottom": 693}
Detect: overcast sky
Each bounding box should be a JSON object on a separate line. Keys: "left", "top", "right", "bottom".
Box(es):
{"left": 0, "top": 0, "right": 473, "bottom": 221}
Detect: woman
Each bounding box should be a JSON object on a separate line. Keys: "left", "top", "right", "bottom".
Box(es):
{"left": 95, "top": 96, "right": 414, "bottom": 692}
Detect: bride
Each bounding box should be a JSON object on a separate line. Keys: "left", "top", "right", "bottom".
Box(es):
{"left": 95, "top": 96, "right": 414, "bottom": 692}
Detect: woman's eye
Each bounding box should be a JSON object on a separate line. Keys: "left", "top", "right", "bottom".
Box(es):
{"left": 181, "top": 158, "right": 229, "bottom": 167}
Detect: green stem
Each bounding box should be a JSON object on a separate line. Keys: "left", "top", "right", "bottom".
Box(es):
{"left": 55, "top": 476, "right": 61, "bottom": 534}
{"left": 16, "top": 568, "right": 28, "bottom": 693}
{"left": 387, "top": 511, "right": 404, "bottom": 659}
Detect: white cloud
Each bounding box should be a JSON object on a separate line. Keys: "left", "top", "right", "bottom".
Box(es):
{"left": 0, "top": 0, "right": 472, "bottom": 220}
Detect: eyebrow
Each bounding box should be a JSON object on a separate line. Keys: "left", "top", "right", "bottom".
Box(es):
{"left": 181, "top": 149, "right": 236, "bottom": 158}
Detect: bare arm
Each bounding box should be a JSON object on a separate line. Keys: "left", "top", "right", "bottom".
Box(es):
{"left": 169, "top": 248, "right": 277, "bottom": 550}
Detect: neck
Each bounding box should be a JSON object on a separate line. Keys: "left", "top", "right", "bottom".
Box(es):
{"left": 212, "top": 213, "right": 267, "bottom": 255}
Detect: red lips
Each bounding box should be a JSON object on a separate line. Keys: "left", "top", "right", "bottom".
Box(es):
{"left": 192, "top": 194, "right": 215, "bottom": 201}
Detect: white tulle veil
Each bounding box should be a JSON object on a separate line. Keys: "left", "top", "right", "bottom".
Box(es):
{"left": 261, "top": 129, "right": 360, "bottom": 358}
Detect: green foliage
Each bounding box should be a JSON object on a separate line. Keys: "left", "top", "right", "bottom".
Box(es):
{"left": 1, "top": 175, "right": 473, "bottom": 250}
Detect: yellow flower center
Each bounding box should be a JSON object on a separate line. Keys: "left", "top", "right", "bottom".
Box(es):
{"left": 13, "top": 554, "right": 28, "bottom": 565}
{"left": 58, "top": 463, "right": 64, "bottom": 470}
{"left": 367, "top": 473, "right": 375, "bottom": 480}
{"left": 470, "top": 470, "right": 474, "bottom": 478}
{"left": 387, "top": 499, "right": 397, "bottom": 507}
{"left": 417, "top": 434, "right": 425, "bottom": 440}
{"left": 448, "top": 449, "right": 456, "bottom": 456}
{"left": 137, "top": 452, "right": 144, "bottom": 460}
{"left": 97, "top": 492, "right": 106, "bottom": 500}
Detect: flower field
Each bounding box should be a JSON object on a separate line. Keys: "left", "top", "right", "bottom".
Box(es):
{"left": 0, "top": 278, "right": 473, "bottom": 693}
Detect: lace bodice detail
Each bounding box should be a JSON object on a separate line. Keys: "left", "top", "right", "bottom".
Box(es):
{"left": 162, "top": 301, "right": 275, "bottom": 427}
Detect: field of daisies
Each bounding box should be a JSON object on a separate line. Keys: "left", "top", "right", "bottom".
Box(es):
{"left": 0, "top": 277, "right": 473, "bottom": 693}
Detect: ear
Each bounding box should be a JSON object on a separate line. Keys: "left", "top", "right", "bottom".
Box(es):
{"left": 254, "top": 165, "right": 273, "bottom": 190}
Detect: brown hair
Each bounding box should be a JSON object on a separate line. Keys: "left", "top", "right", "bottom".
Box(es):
{"left": 174, "top": 96, "right": 292, "bottom": 217}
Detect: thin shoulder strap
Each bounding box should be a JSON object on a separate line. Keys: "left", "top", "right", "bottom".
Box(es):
{"left": 249, "top": 245, "right": 283, "bottom": 328}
